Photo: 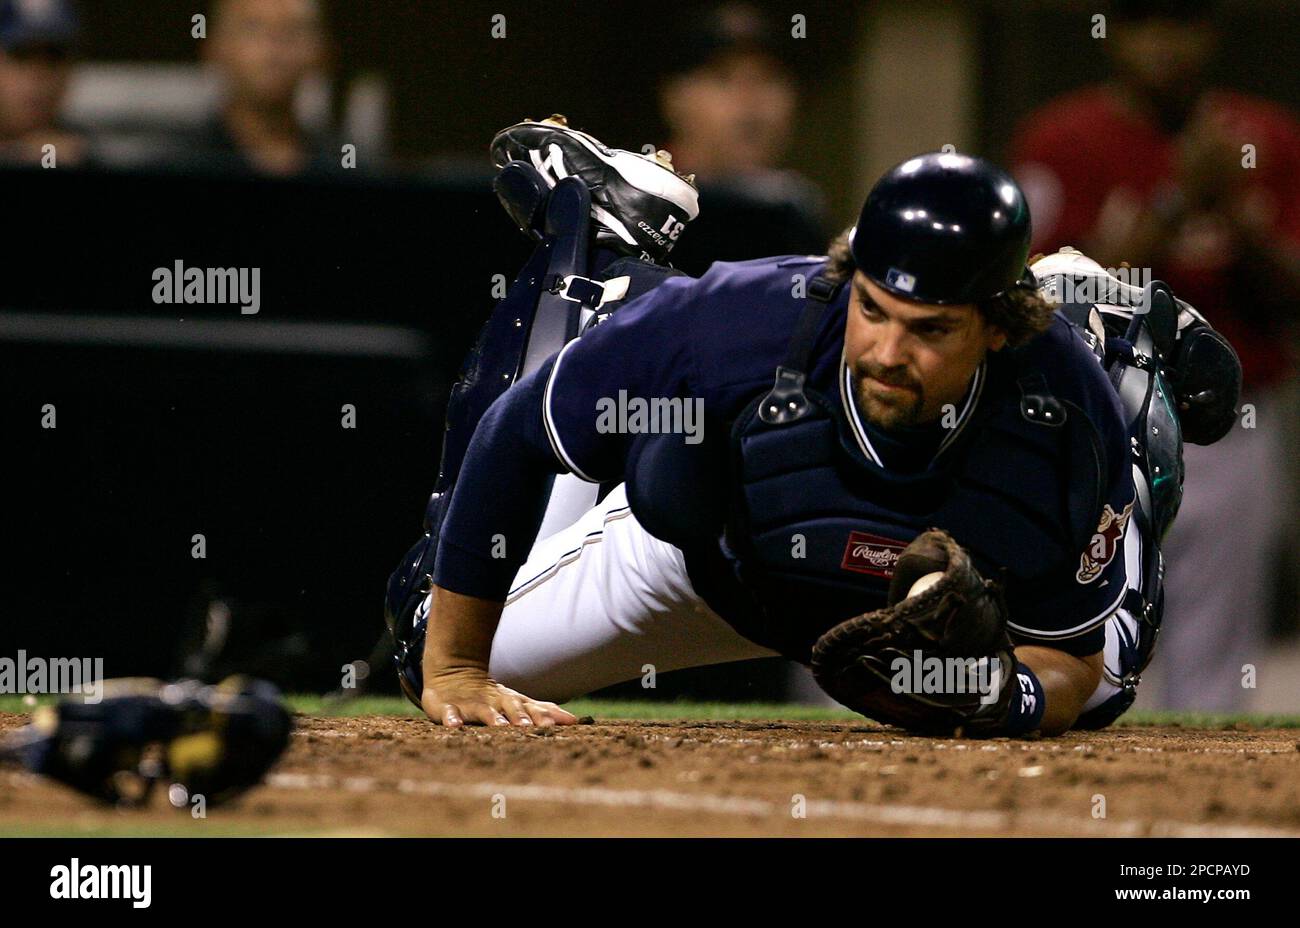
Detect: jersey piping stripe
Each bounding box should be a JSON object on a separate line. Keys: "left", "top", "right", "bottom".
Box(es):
{"left": 935, "top": 361, "right": 985, "bottom": 459}
{"left": 838, "top": 359, "right": 985, "bottom": 468}
{"left": 542, "top": 339, "right": 599, "bottom": 483}
{"left": 1006, "top": 579, "right": 1128, "bottom": 640}
{"left": 506, "top": 506, "right": 633, "bottom": 602}
{"left": 839, "top": 360, "right": 884, "bottom": 465}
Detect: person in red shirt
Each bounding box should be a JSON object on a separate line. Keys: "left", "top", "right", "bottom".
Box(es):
{"left": 1010, "top": 0, "right": 1300, "bottom": 711}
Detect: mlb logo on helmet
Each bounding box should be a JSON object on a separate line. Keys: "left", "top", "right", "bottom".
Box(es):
{"left": 885, "top": 268, "right": 916, "bottom": 293}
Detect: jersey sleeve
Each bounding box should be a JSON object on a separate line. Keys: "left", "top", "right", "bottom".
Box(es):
{"left": 540, "top": 273, "right": 702, "bottom": 482}
{"left": 1004, "top": 476, "right": 1137, "bottom": 657}
{"left": 431, "top": 274, "right": 703, "bottom": 601}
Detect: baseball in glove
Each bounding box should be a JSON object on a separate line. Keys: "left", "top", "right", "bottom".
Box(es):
{"left": 811, "top": 529, "right": 1022, "bottom": 737}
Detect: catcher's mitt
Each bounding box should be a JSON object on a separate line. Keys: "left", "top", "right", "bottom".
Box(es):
{"left": 811, "top": 529, "right": 1019, "bottom": 736}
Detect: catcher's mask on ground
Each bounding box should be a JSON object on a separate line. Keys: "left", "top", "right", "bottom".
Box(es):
{"left": 844, "top": 271, "right": 1006, "bottom": 431}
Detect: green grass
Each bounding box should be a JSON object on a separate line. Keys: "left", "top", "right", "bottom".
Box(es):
{"left": 6, "top": 693, "right": 1300, "bottom": 727}
{"left": 1115, "top": 710, "right": 1300, "bottom": 729}
{"left": 289, "top": 693, "right": 424, "bottom": 717}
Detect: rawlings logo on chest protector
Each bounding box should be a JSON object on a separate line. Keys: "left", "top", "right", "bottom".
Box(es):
{"left": 841, "top": 531, "right": 909, "bottom": 578}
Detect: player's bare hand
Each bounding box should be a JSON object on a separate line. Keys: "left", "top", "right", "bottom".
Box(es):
{"left": 421, "top": 667, "right": 579, "bottom": 729}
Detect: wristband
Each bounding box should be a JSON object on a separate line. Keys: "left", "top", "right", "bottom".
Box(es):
{"left": 999, "top": 662, "right": 1046, "bottom": 735}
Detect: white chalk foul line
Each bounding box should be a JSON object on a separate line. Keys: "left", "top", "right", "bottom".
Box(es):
{"left": 262, "top": 772, "right": 1300, "bottom": 838}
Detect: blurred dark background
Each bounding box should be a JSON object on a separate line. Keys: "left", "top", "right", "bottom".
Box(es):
{"left": 59, "top": 0, "right": 1300, "bottom": 223}
{"left": 3, "top": 0, "right": 1298, "bottom": 709}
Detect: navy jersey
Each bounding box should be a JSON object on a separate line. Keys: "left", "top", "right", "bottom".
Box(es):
{"left": 432, "top": 255, "right": 1134, "bottom": 658}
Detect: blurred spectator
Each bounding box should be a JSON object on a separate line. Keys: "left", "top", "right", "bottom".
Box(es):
{"left": 0, "top": 0, "right": 86, "bottom": 166}
{"left": 1011, "top": 0, "right": 1300, "bottom": 711}
{"left": 183, "top": 0, "right": 343, "bottom": 176}
{"left": 657, "top": 2, "right": 827, "bottom": 268}
{"left": 660, "top": 2, "right": 793, "bottom": 177}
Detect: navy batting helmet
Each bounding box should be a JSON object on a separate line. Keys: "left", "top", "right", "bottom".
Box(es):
{"left": 850, "top": 152, "right": 1032, "bottom": 305}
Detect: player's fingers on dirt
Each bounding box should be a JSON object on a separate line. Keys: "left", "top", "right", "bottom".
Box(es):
{"left": 499, "top": 693, "right": 533, "bottom": 726}
{"left": 461, "top": 700, "right": 511, "bottom": 726}
{"left": 419, "top": 695, "right": 463, "bottom": 727}
{"left": 526, "top": 700, "right": 579, "bottom": 726}
{"left": 424, "top": 688, "right": 504, "bottom": 727}
{"left": 518, "top": 701, "right": 555, "bottom": 727}
{"left": 419, "top": 690, "right": 453, "bottom": 726}
{"left": 494, "top": 686, "right": 575, "bottom": 726}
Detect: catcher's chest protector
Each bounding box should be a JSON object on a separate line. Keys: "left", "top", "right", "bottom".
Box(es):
{"left": 724, "top": 275, "right": 1112, "bottom": 660}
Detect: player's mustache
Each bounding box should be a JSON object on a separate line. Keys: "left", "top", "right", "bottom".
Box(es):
{"left": 853, "top": 360, "right": 918, "bottom": 391}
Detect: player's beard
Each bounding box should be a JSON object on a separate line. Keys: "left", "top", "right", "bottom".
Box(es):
{"left": 850, "top": 359, "right": 925, "bottom": 431}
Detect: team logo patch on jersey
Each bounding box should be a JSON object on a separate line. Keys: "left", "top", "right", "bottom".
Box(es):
{"left": 1076, "top": 500, "right": 1135, "bottom": 584}
{"left": 841, "top": 531, "right": 908, "bottom": 578}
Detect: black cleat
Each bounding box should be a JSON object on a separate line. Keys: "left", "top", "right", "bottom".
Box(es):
{"left": 491, "top": 114, "right": 699, "bottom": 264}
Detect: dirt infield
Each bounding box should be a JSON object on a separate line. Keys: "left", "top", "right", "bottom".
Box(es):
{"left": 3, "top": 712, "right": 1299, "bottom": 837}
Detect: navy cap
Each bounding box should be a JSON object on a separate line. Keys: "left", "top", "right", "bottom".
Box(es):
{"left": 0, "top": 0, "right": 79, "bottom": 52}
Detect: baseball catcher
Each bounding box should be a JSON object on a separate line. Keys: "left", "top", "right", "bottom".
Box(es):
{"left": 385, "top": 118, "right": 1240, "bottom": 737}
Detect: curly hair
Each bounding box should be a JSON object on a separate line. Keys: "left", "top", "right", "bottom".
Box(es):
{"left": 822, "top": 228, "right": 1055, "bottom": 348}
